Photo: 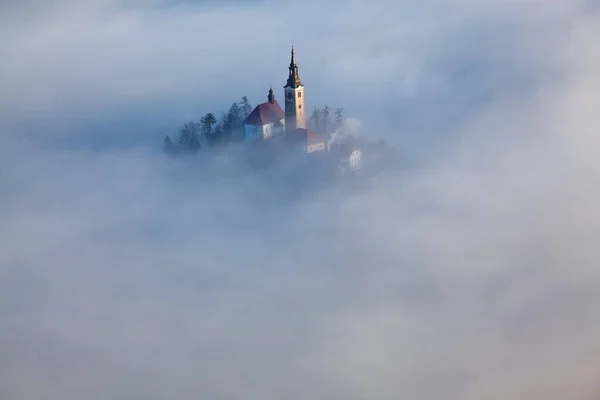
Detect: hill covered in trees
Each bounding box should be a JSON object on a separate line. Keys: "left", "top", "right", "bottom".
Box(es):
{"left": 163, "top": 95, "right": 345, "bottom": 154}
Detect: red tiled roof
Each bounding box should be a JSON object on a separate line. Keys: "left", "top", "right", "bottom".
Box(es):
{"left": 307, "top": 130, "right": 324, "bottom": 146}
{"left": 242, "top": 100, "right": 285, "bottom": 126}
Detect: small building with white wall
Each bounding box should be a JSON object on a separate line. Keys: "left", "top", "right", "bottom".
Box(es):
{"left": 328, "top": 141, "right": 362, "bottom": 172}
{"left": 242, "top": 88, "right": 285, "bottom": 143}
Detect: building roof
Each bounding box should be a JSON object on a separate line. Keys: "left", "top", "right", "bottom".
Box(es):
{"left": 243, "top": 100, "right": 285, "bottom": 126}
{"left": 307, "top": 130, "right": 324, "bottom": 146}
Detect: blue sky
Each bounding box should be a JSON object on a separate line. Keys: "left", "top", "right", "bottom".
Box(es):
{"left": 1, "top": 1, "right": 600, "bottom": 399}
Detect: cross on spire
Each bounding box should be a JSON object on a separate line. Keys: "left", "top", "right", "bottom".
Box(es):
{"left": 290, "top": 45, "right": 297, "bottom": 67}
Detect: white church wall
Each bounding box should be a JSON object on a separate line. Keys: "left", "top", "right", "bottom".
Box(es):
{"left": 244, "top": 124, "right": 261, "bottom": 143}
{"left": 307, "top": 142, "right": 325, "bottom": 153}
{"left": 262, "top": 123, "right": 274, "bottom": 139}
{"left": 274, "top": 119, "right": 285, "bottom": 137}
{"left": 349, "top": 150, "right": 361, "bottom": 170}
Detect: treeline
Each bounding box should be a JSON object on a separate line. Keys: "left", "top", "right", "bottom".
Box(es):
{"left": 163, "top": 96, "right": 345, "bottom": 154}
{"left": 163, "top": 96, "right": 253, "bottom": 153}
{"left": 309, "top": 106, "right": 344, "bottom": 136}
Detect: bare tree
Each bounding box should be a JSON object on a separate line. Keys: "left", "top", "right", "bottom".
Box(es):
{"left": 335, "top": 108, "right": 343, "bottom": 129}
{"left": 322, "top": 105, "right": 331, "bottom": 135}
{"left": 310, "top": 107, "right": 321, "bottom": 132}
{"left": 240, "top": 96, "right": 253, "bottom": 119}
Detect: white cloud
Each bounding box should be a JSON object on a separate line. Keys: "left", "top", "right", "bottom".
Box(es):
{"left": 1, "top": 1, "right": 600, "bottom": 399}
{"left": 0, "top": 0, "right": 576, "bottom": 126}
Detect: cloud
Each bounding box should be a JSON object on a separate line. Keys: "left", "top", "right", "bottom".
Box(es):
{"left": 0, "top": 0, "right": 577, "bottom": 133}
{"left": 1, "top": 1, "right": 600, "bottom": 399}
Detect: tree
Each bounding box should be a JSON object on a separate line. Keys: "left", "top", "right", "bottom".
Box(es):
{"left": 240, "top": 96, "right": 252, "bottom": 119}
{"left": 161, "top": 94, "right": 282, "bottom": 151}
{"left": 310, "top": 107, "right": 321, "bottom": 132}
{"left": 228, "top": 102, "right": 242, "bottom": 124}
{"left": 226, "top": 102, "right": 243, "bottom": 140}
{"left": 178, "top": 121, "right": 201, "bottom": 151}
{"left": 201, "top": 113, "right": 217, "bottom": 145}
{"left": 335, "top": 108, "right": 344, "bottom": 129}
{"left": 219, "top": 111, "right": 231, "bottom": 136}
{"left": 321, "top": 105, "right": 331, "bottom": 135}
{"left": 163, "top": 135, "right": 176, "bottom": 153}
{"left": 213, "top": 122, "right": 224, "bottom": 143}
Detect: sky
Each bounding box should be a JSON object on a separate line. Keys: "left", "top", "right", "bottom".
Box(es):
{"left": 1, "top": 0, "right": 600, "bottom": 399}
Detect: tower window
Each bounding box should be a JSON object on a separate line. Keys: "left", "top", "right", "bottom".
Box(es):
{"left": 298, "top": 92, "right": 302, "bottom": 98}
{"left": 287, "top": 92, "right": 293, "bottom": 99}
{"left": 299, "top": 104, "right": 302, "bottom": 109}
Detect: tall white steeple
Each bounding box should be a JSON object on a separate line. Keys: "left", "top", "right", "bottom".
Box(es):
{"left": 284, "top": 46, "right": 306, "bottom": 134}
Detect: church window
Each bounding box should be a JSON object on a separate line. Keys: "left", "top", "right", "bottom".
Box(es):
{"left": 287, "top": 92, "right": 293, "bottom": 99}
{"left": 298, "top": 92, "right": 302, "bottom": 98}
{"left": 299, "top": 104, "right": 302, "bottom": 109}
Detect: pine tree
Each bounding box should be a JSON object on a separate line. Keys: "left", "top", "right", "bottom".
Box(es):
{"left": 219, "top": 111, "right": 231, "bottom": 137}
{"left": 163, "top": 135, "right": 175, "bottom": 153}
{"left": 178, "top": 121, "right": 201, "bottom": 151}
{"left": 201, "top": 113, "right": 217, "bottom": 145}
{"left": 240, "top": 96, "right": 253, "bottom": 119}
{"left": 227, "top": 102, "right": 243, "bottom": 140}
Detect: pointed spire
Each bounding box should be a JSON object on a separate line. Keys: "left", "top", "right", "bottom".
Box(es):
{"left": 268, "top": 86, "right": 275, "bottom": 104}
{"left": 285, "top": 45, "right": 302, "bottom": 89}
{"left": 290, "top": 45, "right": 297, "bottom": 68}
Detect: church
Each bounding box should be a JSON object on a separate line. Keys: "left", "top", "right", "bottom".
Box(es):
{"left": 242, "top": 47, "right": 326, "bottom": 153}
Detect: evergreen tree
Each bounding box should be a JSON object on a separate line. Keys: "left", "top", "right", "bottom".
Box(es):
{"left": 163, "top": 135, "right": 176, "bottom": 153}
{"left": 178, "top": 121, "right": 201, "bottom": 151}
{"left": 201, "top": 113, "right": 217, "bottom": 145}
{"left": 227, "top": 102, "right": 243, "bottom": 140}
{"left": 213, "top": 122, "right": 224, "bottom": 143}
{"left": 219, "top": 111, "right": 231, "bottom": 137}
{"left": 240, "top": 96, "right": 253, "bottom": 119}
{"left": 228, "top": 103, "right": 242, "bottom": 125}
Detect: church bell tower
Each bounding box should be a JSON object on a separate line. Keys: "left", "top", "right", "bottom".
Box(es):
{"left": 284, "top": 46, "right": 306, "bottom": 134}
